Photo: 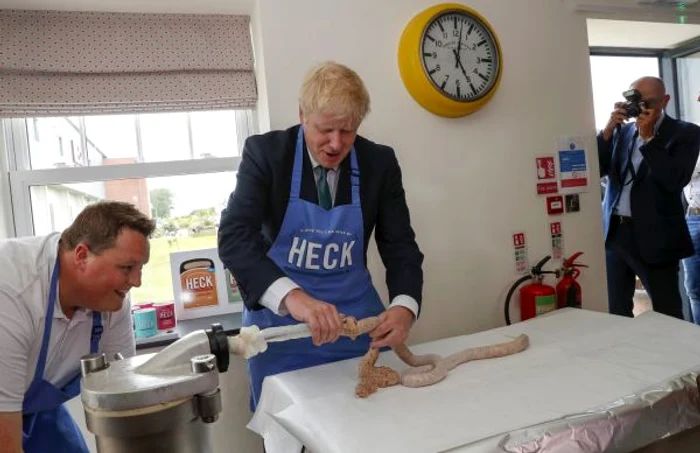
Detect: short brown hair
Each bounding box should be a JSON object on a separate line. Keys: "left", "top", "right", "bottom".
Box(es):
{"left": 299, "top": 61, "right": 371, "bottom": 124}
{"left": 60, "top": 201, "right": 155, "bottom": 254}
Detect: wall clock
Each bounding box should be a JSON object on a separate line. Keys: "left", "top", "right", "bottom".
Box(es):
{"left": 398, "top": 3, "right": 503, "bottom": 118}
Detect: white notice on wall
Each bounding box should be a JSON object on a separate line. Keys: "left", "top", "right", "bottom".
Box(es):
{"left": 550, "top": 221, "right": 563, "bottom": 260}
{"left": 512, "top": 232, "right": 529, "bottom": 275}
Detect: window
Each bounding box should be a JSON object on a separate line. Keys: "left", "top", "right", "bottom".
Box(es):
{"left": 27, "top": 111, "right": 243, "bottom": 170}
{"left": 589, "top": 55, "right": 660, "bottom": 131}
{"left": 677, "top": 50, "right": 700, "bottom": 126}
{"left": 4, "top": 109, "right": 253, "bottom": 304}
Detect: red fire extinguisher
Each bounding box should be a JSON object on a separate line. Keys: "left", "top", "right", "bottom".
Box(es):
{"left": 556, "top": 252, "right": 587, "bottom": 309}
{"left": 504, "top": 256, "right": 557, "bottom": 325}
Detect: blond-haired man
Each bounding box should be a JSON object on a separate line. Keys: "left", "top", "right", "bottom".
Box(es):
{"left": 219, "top": 61, "right": 424, "bottom": 410}
{"left": 0, "top": 201, "right": 155, "bottom": 453}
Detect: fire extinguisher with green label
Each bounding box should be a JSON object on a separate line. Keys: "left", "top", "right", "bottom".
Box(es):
{"left": 504, "top": 255, "right": 558, "bottom": 325}
{"left": 556, "top": 252, "right": 587, "bottom": 309}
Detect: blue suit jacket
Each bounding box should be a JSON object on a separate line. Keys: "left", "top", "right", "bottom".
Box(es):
{"left": 217, "top": 125, "right": 424, "bottom": 311}
{"left": 598, "top": 115, "right": 700, "bottom": 264}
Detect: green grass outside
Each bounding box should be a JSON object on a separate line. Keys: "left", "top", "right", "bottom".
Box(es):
{"left": 130, "top": 234, "right": 217, "bottom": 304}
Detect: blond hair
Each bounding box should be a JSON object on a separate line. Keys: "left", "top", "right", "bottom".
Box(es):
{"left": 61, "top": 201, "right": 155, "bottom": 254}
{"left": 299, "top": 61, "right": 371, "bottom": 124}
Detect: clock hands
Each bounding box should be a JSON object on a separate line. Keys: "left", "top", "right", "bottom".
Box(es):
{"left": 455, "top": 22, "right": 463, "bottom": 69}
{"left": 452, "top": 48, "right": 470, "bottom": 83}
{"left": 453, "top": 21, "right": 476, "bottom": 92}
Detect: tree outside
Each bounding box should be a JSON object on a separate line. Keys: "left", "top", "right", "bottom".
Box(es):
{"left": 150, "top": 188, "right": 174, "bottom": 220}
{"left": 131, "top": 200, "right": 220, "bottom": 304}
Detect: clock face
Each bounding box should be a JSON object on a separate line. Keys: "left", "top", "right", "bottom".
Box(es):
{"left": 420, "top": 10, "right": 500, "bottom": 103}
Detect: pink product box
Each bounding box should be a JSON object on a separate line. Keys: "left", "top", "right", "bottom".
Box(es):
{"left": 155, "top": 302, "right": 176, "bottom": 330}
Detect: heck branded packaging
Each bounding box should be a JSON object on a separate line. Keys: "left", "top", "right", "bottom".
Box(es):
{"left": 155, "top": 302, "right": 176, "bottom": 330}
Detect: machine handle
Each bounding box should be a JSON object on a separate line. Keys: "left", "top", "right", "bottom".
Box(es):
{"left": 80, "top": 353, "right": 109, "bottom": 378}
{"left": 205, "top": 323, "right": 230, "bottom": 372}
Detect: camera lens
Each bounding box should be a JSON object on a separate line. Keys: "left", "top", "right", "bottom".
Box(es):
{"left": 624, "top": 102, "right": 641, "bottom": 118}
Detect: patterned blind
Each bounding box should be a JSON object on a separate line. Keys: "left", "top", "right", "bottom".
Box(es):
{"left": 0, "top": 10, "right": 257, "bottom": 117}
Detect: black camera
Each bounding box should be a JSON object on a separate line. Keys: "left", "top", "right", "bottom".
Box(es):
{"left": 621, "top": 88, "right": 643, "bottom": 118}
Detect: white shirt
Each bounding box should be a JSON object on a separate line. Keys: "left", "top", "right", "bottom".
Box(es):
{"left": 684, "top": 158, "right": 700, "bottom": 210}
{"left": 615, "top": 112, "right": 665, "bottom": 217}
{"left": 259, "top": 149, "right": 420, "bottom": 318}
{"left": 0, "top": 233, "right": 135, "bottom": 412}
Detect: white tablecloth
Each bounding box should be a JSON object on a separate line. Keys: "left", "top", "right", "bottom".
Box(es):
{"left": 248, "top": 309, "right": 700, "bottom": 453}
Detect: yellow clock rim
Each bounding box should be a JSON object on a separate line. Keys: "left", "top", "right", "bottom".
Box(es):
{"left": 398, "top": 3, "right": 503, "bottom": 118}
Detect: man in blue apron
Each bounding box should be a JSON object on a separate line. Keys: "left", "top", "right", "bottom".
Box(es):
{"left": 218, "top": 61, "right": 424, "bottom": 411}
{"left": 0, "top": 201, "right": 154, "bottom": 453}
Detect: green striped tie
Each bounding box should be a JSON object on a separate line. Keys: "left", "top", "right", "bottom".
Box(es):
{"left": 317, "top": 167, "right": 332, "bottom": 210}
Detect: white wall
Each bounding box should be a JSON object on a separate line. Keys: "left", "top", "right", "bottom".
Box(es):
{"left": 250, "top": 0, "right": 271, "bottom": 133}
{"left": 255, "top": 0, "right": 607, "bottom": 344}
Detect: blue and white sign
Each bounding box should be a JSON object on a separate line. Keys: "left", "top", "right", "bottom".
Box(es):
{"left": 557, "top": 137, "right": 589, "bottom": 193}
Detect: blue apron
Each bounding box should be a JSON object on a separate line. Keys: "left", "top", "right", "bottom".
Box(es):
{"left": 22, "top": 258, "right": 103, "bottom": 453}
{"left": 244, "top": 126, "right": 385, "bottom": 410}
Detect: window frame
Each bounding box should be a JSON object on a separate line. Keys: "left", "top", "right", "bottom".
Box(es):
{"left": 588, "top": 50, "right": 664, "bottom": 134}
{"left": 2, "top": 109, "right": 254, "bottom": 238}
{"left": 589, "top": 42, "right": 700, "bottom": 121}
{"left": 588, "top": 48, "right": 669, "bottom": 113}
{"left": 666, "top": 36, "right": 700, "bottom": 124}
{"left": 588, "top": 49, "right": 665, "bottom": 98}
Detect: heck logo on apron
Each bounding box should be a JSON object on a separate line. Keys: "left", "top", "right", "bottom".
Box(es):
{"left": 288, "top": 236, "right": 355, "bottom": 270}
{"left": 243, "top": 127, "right": 385, "bottom": 410}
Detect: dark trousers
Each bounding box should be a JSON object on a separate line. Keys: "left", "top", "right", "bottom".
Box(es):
{"left": 606, "top": 219, "right": 683, "bottom": 319}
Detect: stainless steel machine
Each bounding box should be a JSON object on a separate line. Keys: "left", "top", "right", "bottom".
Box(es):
{"left": 80, "top": 320, "right": 317, "bottom": 452}
{"left": 80, "top": 324, "right": 241, "bottom": 453}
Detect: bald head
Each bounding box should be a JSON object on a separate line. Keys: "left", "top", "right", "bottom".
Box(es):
{"left": 631, "top": 76, "right": 666, "bottom": 97}
{"left": 629, "top": 76, "right": 670, "bottom": 117}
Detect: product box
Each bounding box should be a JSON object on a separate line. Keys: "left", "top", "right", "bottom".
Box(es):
{"left": 169, "top": 248, "right": 243, "bottom": 320}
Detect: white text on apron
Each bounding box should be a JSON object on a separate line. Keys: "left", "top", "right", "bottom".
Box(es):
{"left": 288, "top": 237, "right": 355, "bottom": 270}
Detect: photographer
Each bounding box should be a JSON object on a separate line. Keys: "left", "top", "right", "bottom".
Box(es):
{"left": 598, "top": 76, "right": 700, "bottom": 319}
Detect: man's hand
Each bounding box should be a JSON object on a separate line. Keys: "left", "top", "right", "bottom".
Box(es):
{"left": 369, "top": 306, "right": 415, "bottom": 348}
{"left": 283, "top": 289, "right": 343, "bottom": 346}
{"left": 635, "top": 105, "right": 656, "bottom": 142}
{"left": 602, "top": 102, "right": 628, "bottom": 141}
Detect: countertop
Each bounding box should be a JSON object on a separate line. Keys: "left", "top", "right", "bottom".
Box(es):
{"left": 135, "top": 312, "right": 243, "bottom": 349}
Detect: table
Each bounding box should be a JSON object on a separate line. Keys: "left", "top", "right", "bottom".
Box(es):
{"left": 248, "top": 309, "right": 700, "bottom": 453}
